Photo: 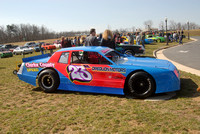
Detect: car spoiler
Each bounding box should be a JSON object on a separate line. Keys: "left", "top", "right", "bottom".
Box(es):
{"left": 22, "top": 54, "right": 51, "bottom": 62}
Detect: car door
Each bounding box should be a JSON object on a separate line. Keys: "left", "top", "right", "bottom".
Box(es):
{"left": 68, "top": 51, "right": 126, "bottom": 90}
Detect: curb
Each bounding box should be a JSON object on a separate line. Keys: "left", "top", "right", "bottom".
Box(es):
{"left": 154, "top": 38, "right": 200, "bottom": 76}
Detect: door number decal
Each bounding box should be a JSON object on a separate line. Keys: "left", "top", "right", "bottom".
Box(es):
{"left": 67, "top": 65, "right": 92, "bottom": 82}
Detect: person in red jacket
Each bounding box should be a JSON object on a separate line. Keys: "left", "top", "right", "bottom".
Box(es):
{"left": 61, "top": 36, "right": 65, "bottom": 48}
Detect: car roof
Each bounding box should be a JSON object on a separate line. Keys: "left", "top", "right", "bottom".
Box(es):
{"left": 56, "top": 46, "right": 110, "bottom": 52}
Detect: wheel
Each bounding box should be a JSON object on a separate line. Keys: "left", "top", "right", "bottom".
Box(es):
{"left": 124, "top": 50, "right": 135, "bottom": 56}
{"left": 38, "top": 69, "right": 59, "bottom": 93}
{"left": 126, "top": 72, "right": 155, "bottom": 99}
{"left": 13, "top": 70, "right": 18, "bottom": 75}
{"left": 157, "top": 39, "right": 161, "bottom": 43}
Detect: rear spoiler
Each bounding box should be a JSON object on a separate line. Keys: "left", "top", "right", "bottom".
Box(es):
{"left": 22, "top": 54, "right": 51, "bottom": 62}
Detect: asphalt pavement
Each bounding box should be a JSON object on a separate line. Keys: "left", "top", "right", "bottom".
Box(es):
{"left": 163, "top": 36, "right": 200, "bottom": 70}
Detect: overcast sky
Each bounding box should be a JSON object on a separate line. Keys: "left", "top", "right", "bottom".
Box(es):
{"left": 0, "top": 0, "right": 200, "bottom": 33}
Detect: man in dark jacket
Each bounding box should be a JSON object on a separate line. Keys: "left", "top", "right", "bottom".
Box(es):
{"left": 85, "top": 28, "right": 99, "bottom": 46}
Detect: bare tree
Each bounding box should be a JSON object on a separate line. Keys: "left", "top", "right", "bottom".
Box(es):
{"left": 144, "top": 20, "right": 153, "bottom": 30}
{"left": 159, "top": 21, "right": 164, "bottom": 30}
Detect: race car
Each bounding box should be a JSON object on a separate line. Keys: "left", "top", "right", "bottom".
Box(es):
{"left": 146, "top": 34, "right": 166, "bottom": 43}
{"left": 17, "top": 46, "right": 180, "bottom": 99}
{"left": 42, "top": 43, "right": 56, "bottom": 50}
{"left": 121, "top": 36, "right": 154, "bottom": 44}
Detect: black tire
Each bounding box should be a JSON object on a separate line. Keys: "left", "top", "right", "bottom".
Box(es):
{"left": 13, "top": 70, "right": 18, "bottom": 75}
{"left": 124, "top": 50, "right": 135, "bottom": 56}
{"left": 38, "top": 69, "right": 59, "bottom": 93}
{"left": 126, "top": 72, "right": 155, "bottom": 99}
{"left": 157, "top": 39, "right": 161, "bottom": 43}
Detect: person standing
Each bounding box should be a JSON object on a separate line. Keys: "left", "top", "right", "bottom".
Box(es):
{"left": 136, "top": 33, "right": 141, "bottom": 45}
{"left": 179, "top": 31, "right": 183, "bottom": 44}
{"left": 73, "top": 37, "right": 77, "bottom": 46}
{"left": 127, "top": 33, "right": 134, "bottom": 45}
{"left": 115, "top": 32, "right": 121, "bottom": 45}
{"left": 101, "top": 29, "right": 115, "bottom": 49}
{"left": 173, "top": 32, "right": 177, "bottom": 42}
{"left": 61, "top": 36, "right": 65, "bottom": 48}
{"left": 66, "top": 38, "right": 72, "bottom": 47}
{"left": 85, "top": 28, "right": 99, "bottom": 46}
{"left": 39, "top": 42, "right": 44, "bottom": 54}
{"left": 141, "top": 32, "right": 145, "bottom": 48}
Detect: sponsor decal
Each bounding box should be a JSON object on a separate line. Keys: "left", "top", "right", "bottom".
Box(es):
{"left": 27, "top": 68, "right": 39, "bottom": 72}
{"left": 92, "top": 67, "right": 126, "bottom": 73}
{"left": 25, "top": 62, "right": 55, "bottom": 68}
{"left": 101, "top": 48, "right": 111, "bottom": 54}
{"left": 25, "top": 62, "right": 55, "bottom": 72}
{"left": 67, "top": 65, "right": 92, "bottom": 82}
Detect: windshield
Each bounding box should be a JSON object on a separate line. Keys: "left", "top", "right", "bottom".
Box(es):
{"left": 105, "top": 50, "right": 123, "bottom": 63}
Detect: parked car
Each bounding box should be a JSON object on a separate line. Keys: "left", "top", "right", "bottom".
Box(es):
{"left": 31, "top": 43, "right": 40, "bottom": 52}
{"left": 116, "top": 43, "right": 145, "bottom": 56}
{"left": 144, "top": 38, "right": 154, "bottom": 44}
{"left": 17, "top": 46, "right": 180, "bottom": 99}
{"left": 1, "top": 44, "right": 18, "bottom": 52}
{"left": 146, "top": 35, "right": 166, "bottom": 43}
{"left": 121, "top": 36, "right": 154, "bottom": 44}
{"left": 24, "top": 42, "right": 36, "bottom": 47}
{"left": 42, "top": 43, "right": 56, "bottom": 50}
{"left": 53, "top": 40, "right": 61, "bottom": 48}
{"left": 0, "top": 48, "right": 13, "bottom": 58}
{"left": 13, "top": 46, "right": 34, "bottom": 55}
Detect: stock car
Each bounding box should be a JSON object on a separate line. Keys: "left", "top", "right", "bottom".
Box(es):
{"left": 121, "top": 36, "right": 154, "bottom": 44}
{"left": 17, "top": 46, "right": 180, "bottom": 99}
{"left": 42, "top": 43, "right": 56, "bottom": 50}
{"left": 146, "top": 35, "right": 166, "bottom": 43}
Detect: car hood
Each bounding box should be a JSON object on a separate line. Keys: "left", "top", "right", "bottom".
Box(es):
{"left": 118, "top": 57, "right": 171, "bottom": 69}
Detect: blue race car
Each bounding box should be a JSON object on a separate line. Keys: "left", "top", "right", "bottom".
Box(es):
{"left": 144, "top": 38, "right": 154, "bottom": 44}
{"left": 17, "top": 46, "right": 180, "bottom": 99}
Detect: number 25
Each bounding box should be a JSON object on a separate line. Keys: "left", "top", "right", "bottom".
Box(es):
{"left": 67, "top": 65, "right": 92, "bottom": 82}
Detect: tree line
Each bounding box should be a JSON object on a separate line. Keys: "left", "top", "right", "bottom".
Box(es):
{"left": 0, "top": 24, "right": 89, "bottom": 44}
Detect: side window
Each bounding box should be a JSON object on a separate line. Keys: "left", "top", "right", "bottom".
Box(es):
{"left": 59, "top": 52, "right": 69, "bottom": 64}
{"left": 70, "top": 51, "right": 111, "bottom": 65}
{"left": 71, "top": 51, "right": 83, "bottom": 64}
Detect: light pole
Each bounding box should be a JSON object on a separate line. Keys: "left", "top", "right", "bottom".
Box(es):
{"left": 165, "top": 17, "right": 168, "bottom": 45}
{"left": 187, "top": 20, "right": 190, "bottom": 40}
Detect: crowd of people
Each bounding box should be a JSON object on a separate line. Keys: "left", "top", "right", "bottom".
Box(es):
{"left": 60, "top": 28, "right": 185, "bottom": 50}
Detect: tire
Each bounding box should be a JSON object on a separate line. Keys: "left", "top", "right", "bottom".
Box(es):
{"left": 124, "top": 50, "right": 135, "bottom": 56}
{"left": 157, "top": 39, "right": 161, "bottom": 43}
{"left": 13, "top": 70, "right": 18, "bottom": 75}
{"left": 38, "top": 69, "right": 59, "bottom": 93}
{"left": 126, "top": 72, "right": 155, "bottom": 99}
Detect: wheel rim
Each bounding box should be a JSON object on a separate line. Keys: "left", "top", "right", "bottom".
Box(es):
{"left": 41, "top": 74, "right": 54, "bottom": 89}
{"left": 131, "top": 77, "right": 151, "bottom": 95}
{"left": 125, "top": 50, "right": 133, "bottom": 56}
